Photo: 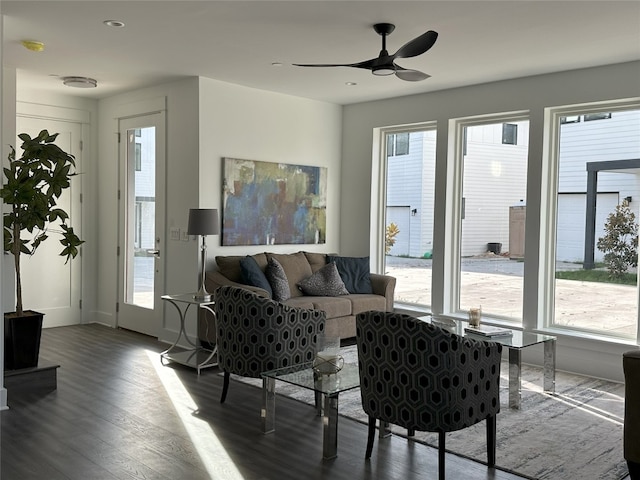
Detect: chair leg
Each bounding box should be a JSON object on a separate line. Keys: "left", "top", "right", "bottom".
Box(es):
{"left": 486, "top": 415, "right": 497, "bottom": 467}
{"left": 221, "top": 371, "right": 230, "bottom": 403}
{"left": 365, "top": 416, "right": 377, "bottom": 459}
{"left": 438, "top": 431, "right": 446, "bottom": 480}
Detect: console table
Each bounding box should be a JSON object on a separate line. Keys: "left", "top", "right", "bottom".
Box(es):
{"left": 160, "top": 293, "right": 217, "bottom": 375}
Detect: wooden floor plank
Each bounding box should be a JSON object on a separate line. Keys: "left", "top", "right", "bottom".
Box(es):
{"left": 2, "top": 324, "right": 529, "bottom": 480}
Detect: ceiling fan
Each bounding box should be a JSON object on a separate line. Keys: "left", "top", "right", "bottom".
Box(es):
{"left": 293, "top": 23, "right": 438, "bottom": 82}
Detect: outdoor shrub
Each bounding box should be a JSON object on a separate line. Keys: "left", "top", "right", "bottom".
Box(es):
{"left": 385, "top": 222, "right": 400, "bottom": 254}
{"left": 597, "top": 200, "right": 639, "bottom": 278}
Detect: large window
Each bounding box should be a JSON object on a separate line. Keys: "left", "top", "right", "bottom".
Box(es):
{"left": 384, "top": 128, "right": 436, "bottom": 307}
{"left": 376, "top": 101, "right": 640, "bottom": 346}
{"left": 458, "top": 118, "right": 530, "bottom": 320}
{"left": 550, "top": 106, "right": 640, "bottom": 338}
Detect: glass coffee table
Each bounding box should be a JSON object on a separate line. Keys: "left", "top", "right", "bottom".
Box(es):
{"left": 261, "top": 362, "right": 360, "bottom": 460}
{"left": 422, "top": 316, "right": 557, "bottom": 409}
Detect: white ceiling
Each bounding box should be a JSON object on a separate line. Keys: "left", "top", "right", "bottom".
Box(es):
{"left": 3, "top": 0, "right": 640, "bottom": 105}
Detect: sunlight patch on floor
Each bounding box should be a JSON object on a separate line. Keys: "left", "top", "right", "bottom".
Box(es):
{"left": 542, "top": 389, "right": 624, "bottom": 425}
{"left": 147, "top": 350, "right": 245, "bottom": 479}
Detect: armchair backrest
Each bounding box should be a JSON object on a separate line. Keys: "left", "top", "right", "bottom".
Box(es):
{"left": 356, "top": 311, "right": 502, "bottom": 433}
{"left": 215, "top": 285, "right": 326, "bottom": 377}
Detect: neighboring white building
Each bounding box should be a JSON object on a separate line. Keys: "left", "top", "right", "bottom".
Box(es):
{"left": 386, "top": 110, "right": 640, "bottom": 263}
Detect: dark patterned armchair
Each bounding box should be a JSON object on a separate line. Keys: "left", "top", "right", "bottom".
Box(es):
{"left": 624, "top": 350, "right": 640, "bottom": 480}
{"left": 214, "top": 285, "right": 326, "bottom": 403}
{"left": 355, "top": 311, "right": 503, "bottom": 480}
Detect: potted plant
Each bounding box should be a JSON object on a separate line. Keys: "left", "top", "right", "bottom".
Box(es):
{"left": 1, "top": 130, "right": 84, "bottom": 369}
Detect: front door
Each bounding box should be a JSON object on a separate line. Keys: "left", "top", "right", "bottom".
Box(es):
{"left": 117, "top": 113, "right": 166, "bottom": 337}
{"left": 15, "top": 116, "right": 83, "bottom": 327}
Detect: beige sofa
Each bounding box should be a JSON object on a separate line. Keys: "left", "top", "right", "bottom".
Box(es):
{"left": 203, "top": 251, "right": 396, "bottom": 340}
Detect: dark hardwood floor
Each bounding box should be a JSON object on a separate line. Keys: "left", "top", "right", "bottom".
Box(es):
{"left": 1, "top": 324, "right": 531, "bottom": 480}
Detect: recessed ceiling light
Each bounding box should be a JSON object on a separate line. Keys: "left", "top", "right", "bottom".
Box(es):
{"left": 21, "top": 40, "right": 45, "bottom": 52}
{"left": 103, "top": 19, "right": 125, "bottom": 28}
{"left": 62, "top": 76, "right": 97, "bottom": 88}
{"left": 271, "top": 62, "right": 283, "bottom": 67}
{"left": 345, "top": 82, "right": 357, "bottom": 86}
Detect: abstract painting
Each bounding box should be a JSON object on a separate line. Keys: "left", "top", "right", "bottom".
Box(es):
{"left": 222, "top": 158, "right": 327, "bottom": 246}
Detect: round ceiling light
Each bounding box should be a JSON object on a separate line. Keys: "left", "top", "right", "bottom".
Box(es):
{"left": 103, "top": 19, "right": 125, "bottom": 28}
{"left": 62, "top": 76, "right": 98, "bottom": 88}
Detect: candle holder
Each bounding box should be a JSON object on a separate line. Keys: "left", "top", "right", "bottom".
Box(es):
{"left": 313, "top": 334, "right": 344, "bottom": 374}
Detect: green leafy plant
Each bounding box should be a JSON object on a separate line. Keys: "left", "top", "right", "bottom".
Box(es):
{"left": 596, "top": 199, "right": 638, "bottom": 279}
{"left": 385, "top": 222, "right": 400, "bottom": 254}
{"left": 1, "top": 130, "right": 84, "bottom": 316}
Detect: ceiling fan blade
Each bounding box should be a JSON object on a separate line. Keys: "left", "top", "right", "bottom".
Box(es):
{"left": 393, "top": 30, "right": 438, "bottom": 59}
{"left": 395, "top": 67, "right": 430, "bottom": 82}
{"left": 293, "top": 63, "right": 355, "bottom": 68}
{"left": 294, "top": 58, "right": 377, "bottom": 70}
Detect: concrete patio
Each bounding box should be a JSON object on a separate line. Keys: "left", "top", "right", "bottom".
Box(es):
{"left": 385, "top": 255, "right": 637, "bottom": 337}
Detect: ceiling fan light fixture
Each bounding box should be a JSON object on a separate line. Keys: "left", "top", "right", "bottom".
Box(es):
{"left": 372, "top": 65, "right": 396, "bottom": 76}
{"left": 62, "top": 76, "right": 97, "bottom": 88}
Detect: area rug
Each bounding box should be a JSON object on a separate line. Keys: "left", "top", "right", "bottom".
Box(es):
{"left": 231, "top": 345, "right": 628, "bottom": 480}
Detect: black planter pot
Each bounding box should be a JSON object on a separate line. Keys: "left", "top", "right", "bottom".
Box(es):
{"left": 4, "top": 311, "right": 44, "bottom": 370}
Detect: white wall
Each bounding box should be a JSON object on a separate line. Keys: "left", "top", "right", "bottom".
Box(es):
{"left": 341, "top": 61, "right": 640, "bottom": 381}
{"left": 197, "top": 77, "right": 343, "bottom": 259}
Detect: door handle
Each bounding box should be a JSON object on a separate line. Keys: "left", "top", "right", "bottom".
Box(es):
{"left": 146, "top": 249, "right": 160, "bottom": 257}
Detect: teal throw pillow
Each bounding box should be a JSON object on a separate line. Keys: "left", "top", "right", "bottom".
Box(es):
{"left": 240, "top": 256, "right": 272, "bottom": 298}
{"left": 327, "top": 255, "right": 373, "bottom": 294}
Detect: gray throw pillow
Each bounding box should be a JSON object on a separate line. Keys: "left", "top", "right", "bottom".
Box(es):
{"left": 265, "top": 257, "right": 291, "bottom": 302}
{"left": 297, "top": 262, "right": 349, "bottom": 296}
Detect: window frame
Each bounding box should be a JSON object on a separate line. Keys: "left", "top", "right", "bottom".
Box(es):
{"left": 447, "top": 112, "right": 530, "bottom": 320}
{"left": 539, "top": 99, "right": 640, "bottom": 339}
{"left": 370, "top": 122, "right": 436, "bottom": 277}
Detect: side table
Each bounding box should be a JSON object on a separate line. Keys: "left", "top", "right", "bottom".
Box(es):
{"left": 261, "top": 362, "right": 361, "bottom": 460}
{"left": 160, "top": 293, "right": 217, "bottom": 375}
{"left": 420, "top": 315, "right": 557, "bottom": 409}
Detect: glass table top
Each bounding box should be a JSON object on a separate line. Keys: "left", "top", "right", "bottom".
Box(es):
{"left": 161, "top": 293, "right": 215, "bottom": 305}
{"left": 419, "top": 315, "right": 556, "bottom": 349}
{"left": 262, "top": 362, "right": 361, "bottom": 396}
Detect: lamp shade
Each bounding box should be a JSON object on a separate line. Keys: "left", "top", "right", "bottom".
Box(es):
{"left": 187, "top": 208, "right": 219, "bottom": 236}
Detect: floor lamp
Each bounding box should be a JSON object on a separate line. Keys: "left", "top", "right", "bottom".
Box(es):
{"left": 187, "top": 208, "right": 219, "bottom": 301}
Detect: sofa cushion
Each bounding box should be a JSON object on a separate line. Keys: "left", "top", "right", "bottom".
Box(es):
{"left": 240, "top": 256, "right": 272, "bottom": 298}
{"left": 303, "top": 251, "right": 328, "bottom": 273}
{"left": 267, "top": 252, "right": 313, "bottom": 298}
{"left": 297, "top": 262, "right": 349, "bottom": 297}
{"left": 348, "top": 294, "right": 387, "bottom": 315}
{"left": 265, "top": 257, "right": 291, "bottom": 302}
{"left": 327, "top": 255, "right": 373, "bottom": 294}
{"left": 284, "top": 296, "right": 317, "bottom": 310}
{"left": 304, "top": 296, "right": 353, "bottom": 319}
{"left": 216, "top": 253, "right": 267, "bottom": 283}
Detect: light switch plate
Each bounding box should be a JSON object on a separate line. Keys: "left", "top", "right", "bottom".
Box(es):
{"left": 170, "top": 228, "right": 180, "bottom": 241}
